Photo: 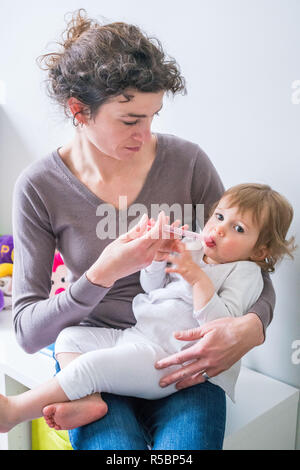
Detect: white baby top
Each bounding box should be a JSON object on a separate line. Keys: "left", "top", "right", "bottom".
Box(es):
{"left": 132, "top": 243, "right": 264, "bottom": 401}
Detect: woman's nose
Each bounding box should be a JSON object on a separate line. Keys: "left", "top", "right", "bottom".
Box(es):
{"left": 132, "top": 120, "right": 152, "bottom": 142}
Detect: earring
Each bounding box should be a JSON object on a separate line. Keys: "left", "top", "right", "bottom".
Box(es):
{"left": 72, "top": 111, "right": 84, "bottom": 128}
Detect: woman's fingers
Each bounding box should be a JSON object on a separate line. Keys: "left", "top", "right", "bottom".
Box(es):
{"left": 158, "top": 359, "right": 207, "bottom": 388}
{"left": 155, "top": 340, "right": 202, "bottom": 370}
{"left": 122, "top": 211, "right": 166, "bottom": 245}
{"left": 121, "top": 213, "right": 149, "bottom": 241}
{"left": 175, "top": 371, "right": 207, "bottom": 390}
{"left": 122, "top": 214, "right": 189, "bottom": 244}
{"left": 143, "top": 211, "right": 167, "bottom": 243}
{"left": 173, "top": 327, "right": 205, "bottom": 341}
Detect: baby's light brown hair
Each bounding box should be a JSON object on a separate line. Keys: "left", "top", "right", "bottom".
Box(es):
{"left": 211, "top": 183, "right": 296, "bottom": 272}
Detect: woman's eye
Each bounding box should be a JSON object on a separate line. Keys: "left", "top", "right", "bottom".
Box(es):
{"left": 123, "top": 120, "right": 138, "bottom": 126}
{"left": 215, "top": 213, "right": 224, "bottom": 221}
{"left": 234, "top": 225, "right": 244, "bottom": 233}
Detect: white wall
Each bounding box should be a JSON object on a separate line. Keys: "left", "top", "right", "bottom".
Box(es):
{"left": 1, "top": 0, "right": 299, "bottom": 447}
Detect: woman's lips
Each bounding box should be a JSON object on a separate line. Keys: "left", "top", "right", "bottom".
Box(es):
{"left": 125, "top": 146, "right": 141, "bottom": 152}
{"left": 204, "top": 236, "right": 216, "bottom": 248}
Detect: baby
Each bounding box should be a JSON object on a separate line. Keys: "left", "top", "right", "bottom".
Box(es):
{"left": 0, "top": 183, "right": 295, "bottom": 433}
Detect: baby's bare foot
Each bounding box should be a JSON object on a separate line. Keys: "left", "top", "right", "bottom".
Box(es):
{"left": 43, "top": 394, "right": 108, "bottom": 430}
{"left": 0, "top": 394, "right": 17, "bottom": 433}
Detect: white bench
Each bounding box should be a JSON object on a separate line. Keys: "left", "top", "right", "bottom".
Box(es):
{"left": 0, "top": 309, "right": 299, "bottom": 450}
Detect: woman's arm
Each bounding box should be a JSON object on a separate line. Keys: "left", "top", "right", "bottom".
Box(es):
{"left": 13, "top": 173, "right": 167, "bottom": 353}
{"left": 12, "top": 175, "right": 111, "bottom": 353}
{"left": 246, "top": 270, "right": 276, "bottom": 338}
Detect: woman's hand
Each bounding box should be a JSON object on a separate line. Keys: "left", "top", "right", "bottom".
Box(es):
{"left": 155, "top": 313, "right": 264, "bottom": 389}
{"left": 150, "top": 219, "right": 189, "bottom": 262}
{"left": 86, "top": 212, "right": 168, "bottom": 287}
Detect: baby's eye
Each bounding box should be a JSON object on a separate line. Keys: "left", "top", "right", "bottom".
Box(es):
{"left": 234, "top": 225, "right": 244, "bottom": 233}
{"left": 215, "top": 213, "right": 224, "bottom": 221}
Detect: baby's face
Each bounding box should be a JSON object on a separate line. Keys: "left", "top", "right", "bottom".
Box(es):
{"left": 202, "top": 197, "right": 261, "bottom": 264}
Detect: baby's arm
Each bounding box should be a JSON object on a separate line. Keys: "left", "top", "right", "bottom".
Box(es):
{"left": 140, "top": 260, "right": 170, "bottom": 293}
{"left": 166, "top": 246, "right": 215, "bottom": 310}
{"left": 192, "top": 274, "right": 215, "bottom": 312}
{"left": 192, "top": 263, "right": 264, "bottom": 326}
{"left": 166, "top": 241, "right": 264, "bottom": 324}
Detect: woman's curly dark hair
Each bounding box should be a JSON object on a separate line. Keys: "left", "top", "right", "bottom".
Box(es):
{"left": 37, "top": 9, "right": 186, "bottom": 123}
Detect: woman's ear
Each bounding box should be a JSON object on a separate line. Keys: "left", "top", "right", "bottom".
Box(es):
{"left": 250, "top": 245, "right": 269, "bottom": 262}
{"left": 67, "top": 97, "right": 88, "bottom": 125}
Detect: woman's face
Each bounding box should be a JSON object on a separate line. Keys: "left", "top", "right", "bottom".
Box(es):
{"left": 82, "top": 89, "right": 165, "bottom": 160}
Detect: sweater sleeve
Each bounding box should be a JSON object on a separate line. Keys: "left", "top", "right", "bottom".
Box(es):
{"left": 247, "top": 270, "right": 276, "bottom": 337}
{"left": 140, "top": 260, "right": 169, "bottom": 293}
{"left": 193, "top": 262, "right": 264, "bottom": 325}
{"left": 12, "top": 174, "right": 110, "bottom": 354}
{"left": 191, "top": 146, "right": 275, "bottom": 332}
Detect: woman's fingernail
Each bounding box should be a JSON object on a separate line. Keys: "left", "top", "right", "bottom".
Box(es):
{"left": 160, "top": 381, "right": 167, "bottom": 388}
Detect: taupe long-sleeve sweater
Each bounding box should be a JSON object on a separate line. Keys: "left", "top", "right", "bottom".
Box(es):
{"left": 12, "top": 133, "right": 275, "bottom": 353}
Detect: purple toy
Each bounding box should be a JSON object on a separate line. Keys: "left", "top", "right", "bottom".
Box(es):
{"left": 0, "top": 290, "right": 4, "bottom": 312}
{"left": 0, "top": 235, "right": 14, "bottom": 263}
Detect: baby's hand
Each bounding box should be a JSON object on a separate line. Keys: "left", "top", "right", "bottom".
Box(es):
{"left": 165, "top": 241, "right": 203, "bottom": 285}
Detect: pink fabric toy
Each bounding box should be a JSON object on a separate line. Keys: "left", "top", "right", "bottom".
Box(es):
{"left": 50, "top": 252, "right": 69, "bottom": 297}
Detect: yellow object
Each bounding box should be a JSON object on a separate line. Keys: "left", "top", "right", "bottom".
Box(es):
{"left": 0, "top": 263, "right": 13, "bottom": 277}
{"left": 32, "top": 418, "right": 73, "bottom": 450}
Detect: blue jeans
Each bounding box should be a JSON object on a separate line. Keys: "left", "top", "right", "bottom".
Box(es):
{"left": 55, "top": 358, "right": 226, "bottom": 450}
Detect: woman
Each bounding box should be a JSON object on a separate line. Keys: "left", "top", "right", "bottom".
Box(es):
{"left": 12, "top": 9, "right": 275, "bottom": 450}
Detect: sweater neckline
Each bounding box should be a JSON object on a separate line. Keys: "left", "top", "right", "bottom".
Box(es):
{"left": 52, "top": 133, "right": 164, "bottom": 211}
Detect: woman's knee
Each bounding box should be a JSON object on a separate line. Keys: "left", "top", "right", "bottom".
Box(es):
{"left": 148, "top": 382, "right": 226, "bottom": 450}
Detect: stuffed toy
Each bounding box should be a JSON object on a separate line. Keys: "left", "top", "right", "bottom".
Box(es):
{"left": 0, "top": 276, "right": 12, "bottom": 310}
{"left": 0, "top": 235, "right": 14, "bottom": 277}
{"left": 39, "top": 252, "right": 69, "bottom": 356}
{"left": 50, "top": 252, "right": 69, "bottom": 297}
{"left": 0, "top": 235, "right": 13, "bottom": 311}
{"left": 0, "top": 290, "right": 4, "bottom": 312}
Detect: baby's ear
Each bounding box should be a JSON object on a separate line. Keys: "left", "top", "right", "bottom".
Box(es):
{"left": 250, "top": 245, "right": 269, "bottom": 262}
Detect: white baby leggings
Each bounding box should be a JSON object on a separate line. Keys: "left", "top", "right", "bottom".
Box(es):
{"left": 55, "top": 325, "right": 179, "bottom": 401}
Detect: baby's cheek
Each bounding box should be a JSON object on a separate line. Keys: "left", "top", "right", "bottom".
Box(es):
{"left": 221, "top": 240, "right": 240, "bottom": 258}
